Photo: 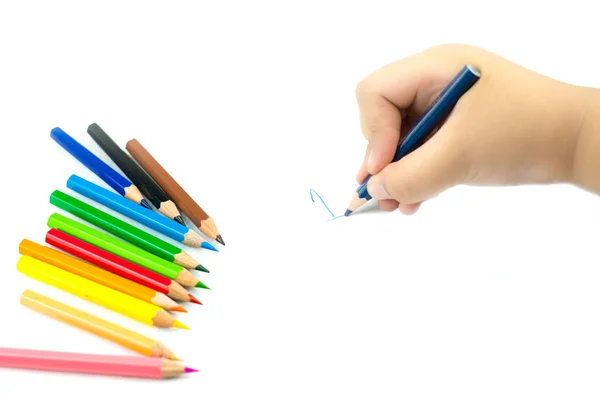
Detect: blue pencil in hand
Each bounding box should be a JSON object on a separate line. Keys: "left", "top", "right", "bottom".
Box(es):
{"left": 345, "top": 65, "right": 481, "bottom": 215}
{"left": 67, "top": 174, "right": 217, "bottom": 251}
{"left": 51, "top": 127, "right": 151, "bottom": 210}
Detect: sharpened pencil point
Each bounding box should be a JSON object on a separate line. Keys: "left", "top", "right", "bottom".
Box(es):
{"left": 140, "top": 199, "right": 152, "bottom": 210}
{"left": 201, "top": 242, "right": 218, "bottom": 252}
{"left": 216, "top": 235, "right": 225, "bottom": 246}
{"left": 173, "top": 320, "right": 190, "bottom": 330}
{"left": 170, "top": 355, "right": 183, "bottom": 361}
{"left": 196, "top": 281, "right": 210, "bottom": 289}
{"left": 171, "top": 306, "right": 188, "bottom": 313}
{"left": 346, "top": 192, "right": 368, "bottom": 215}
{"left": 174, "top": 215, "right": 186, "bottom": 226}
{"left": 184, "top": 367, "right": 199, "bottom": 373}
{"left": 195, "top": 264, "right": 210, "bottom": 273}
{"left": 189, "top": 295, "right": 203, "bottom": 305}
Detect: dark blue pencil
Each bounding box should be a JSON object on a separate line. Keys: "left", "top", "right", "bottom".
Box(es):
{"left": 51, "top": 127, "right": 151, "bottom": 210}
{"left": 345, "top": 65, "right": 481, "bottom": 215}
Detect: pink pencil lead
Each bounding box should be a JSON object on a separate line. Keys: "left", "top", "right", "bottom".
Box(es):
{"left": 184, "top": 367, "right": 199, "bottom": 373}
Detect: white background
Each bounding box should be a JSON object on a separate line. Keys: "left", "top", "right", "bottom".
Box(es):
{"left": 1, "top": 1, "right": 600, "bottom": 399}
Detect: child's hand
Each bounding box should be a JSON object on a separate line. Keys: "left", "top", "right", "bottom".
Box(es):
{"left": 355, "top": 44, "right": 598, "bottom": 214}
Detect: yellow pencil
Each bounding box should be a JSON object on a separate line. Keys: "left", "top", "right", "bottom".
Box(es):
{"left": 21, "top": 290, "right": 180, "bottom": 359}
{"left": 17, "top": 256, "right": 189, "bottom": 330}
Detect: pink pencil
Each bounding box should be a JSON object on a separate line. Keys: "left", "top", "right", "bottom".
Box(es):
{"left": 0, "top": 347, "right": 198, "bottom": 379}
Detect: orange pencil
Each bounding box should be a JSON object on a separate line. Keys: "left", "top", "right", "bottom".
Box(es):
{"left": 19, "top": 239, "right": 186, "bottom": 313}
{"left": 21, "top": 290, "right": 179, "bottom": 360}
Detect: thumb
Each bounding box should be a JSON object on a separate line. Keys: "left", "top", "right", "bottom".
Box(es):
{"left": 366, "top": 122, "right": 469, "bottom": 205}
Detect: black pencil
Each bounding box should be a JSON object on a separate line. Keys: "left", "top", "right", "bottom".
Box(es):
{"left": 87, "top": 123, "right": 186, "bottom": 226}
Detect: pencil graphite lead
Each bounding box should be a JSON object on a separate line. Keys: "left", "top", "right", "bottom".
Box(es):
{"left": 195, "top": 264, "right": 210, "bottom": 273}
{"left": 140, "top": 199, "right": 152, "bottom": 210}
{"left": 173, "top": 320, "right": 190, "bottom": 330}
{"left": 195, "top": 281, "right": 210, "bottom": 290}
{"left": 345, "top": 193, "right": 368, "bottom": 216}
{"left": 174, "top": 216, "right": 186, "bottom": 226}
{"left": 184, "top": 367, "right": 199, "bottom": 374}
{"left": 201, "top": 242, "right": 218, "bottom": 252}
{"left": 215, "top": 235, "right": 225, "bottom": 246}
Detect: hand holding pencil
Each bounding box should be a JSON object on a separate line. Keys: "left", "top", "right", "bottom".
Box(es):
{"left": 347, "top": 44, "right": 594, "bottom": 215}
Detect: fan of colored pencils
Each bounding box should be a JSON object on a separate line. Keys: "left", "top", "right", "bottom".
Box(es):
{"left": 1, "top": 124, "right": 225, "bottom": 379}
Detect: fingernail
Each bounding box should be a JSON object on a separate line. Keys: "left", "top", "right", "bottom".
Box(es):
{"left": 369, "top": 183, "right": 392, "bottom": 200}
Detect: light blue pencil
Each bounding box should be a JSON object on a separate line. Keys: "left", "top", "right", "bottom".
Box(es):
{"left": 67, "top": 174, "right": 217, "bottom": 251}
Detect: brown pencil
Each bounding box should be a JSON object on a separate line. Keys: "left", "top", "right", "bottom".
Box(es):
{"left": 126, "top": 139, "right": 225, "bottom": 245}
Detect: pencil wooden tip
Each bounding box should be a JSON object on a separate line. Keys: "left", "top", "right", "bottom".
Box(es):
{"left": 345, "top": 193, "right": 368, "bottom": 216}
{"left": 173, "top": 320, "right": 190, "bottom": 330}
{"left": 189, "top": 295, "right": 203, "bottom": 305}
{"left": 215, "top": 235, "right": 225, "bottom": 246}
{"left": 171, "top": 306, "right": 188, "bottom": 313}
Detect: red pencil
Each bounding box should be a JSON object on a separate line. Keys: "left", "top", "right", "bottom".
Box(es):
{"left": 45, "top": 229, "right": 201, "bottom": 305}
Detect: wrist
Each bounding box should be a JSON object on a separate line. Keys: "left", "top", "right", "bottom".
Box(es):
{"left": 571, "top": 88, "right": 600, "bottom": 194}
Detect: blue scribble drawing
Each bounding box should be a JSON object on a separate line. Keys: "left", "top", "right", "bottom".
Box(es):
{"left": 310, "top": 189, "right": 343, "bottom": 221}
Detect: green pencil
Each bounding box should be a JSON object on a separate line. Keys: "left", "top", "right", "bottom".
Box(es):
{"left": 50, "top": 190, "right": 208, "bottom": 273}
{"left": 47, "top": 213, "right": 210, "bottom": 289}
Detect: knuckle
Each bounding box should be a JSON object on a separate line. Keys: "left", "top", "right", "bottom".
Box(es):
{"left": 355, "top": 78, "right": 376, "bottom": 99}
{"left": 363, "top": 121, "right": 395, "bottom": 142}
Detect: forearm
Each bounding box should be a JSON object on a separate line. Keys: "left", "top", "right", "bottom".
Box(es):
{"left": 572, "top": 88, "right": 600, "bottom": 194}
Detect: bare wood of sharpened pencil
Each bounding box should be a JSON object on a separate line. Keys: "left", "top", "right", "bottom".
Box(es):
{"left": 176, "top": 269, "right": 201, "bottom": 288}
{"left": 160, "top": 359, "right": 190, "bottom": 378}
{"left": 150, "top": 293, "right": 181, "bottom": 311}
{"left": 183, "top": 231, "right": 203, "bottom": 248}
{"left": 167, "top": 281, "right": 193, "bottom": 302}
{"left": 20, "top": 290, "right": 178, "bottom": 360}
{"left": 158, "top": 200, "right": 182, "bottom": 224}
{"left": 153, "top": 310, "right": 181, "bottom": 328}
{"left": 173, "top": 251, "right": 199, "bottom": 270}
{"left": 123, "top": 185, "right": 147, "bottom": 207}
{"left": 125, "top": 139, "right": 223, "bottom": 242}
